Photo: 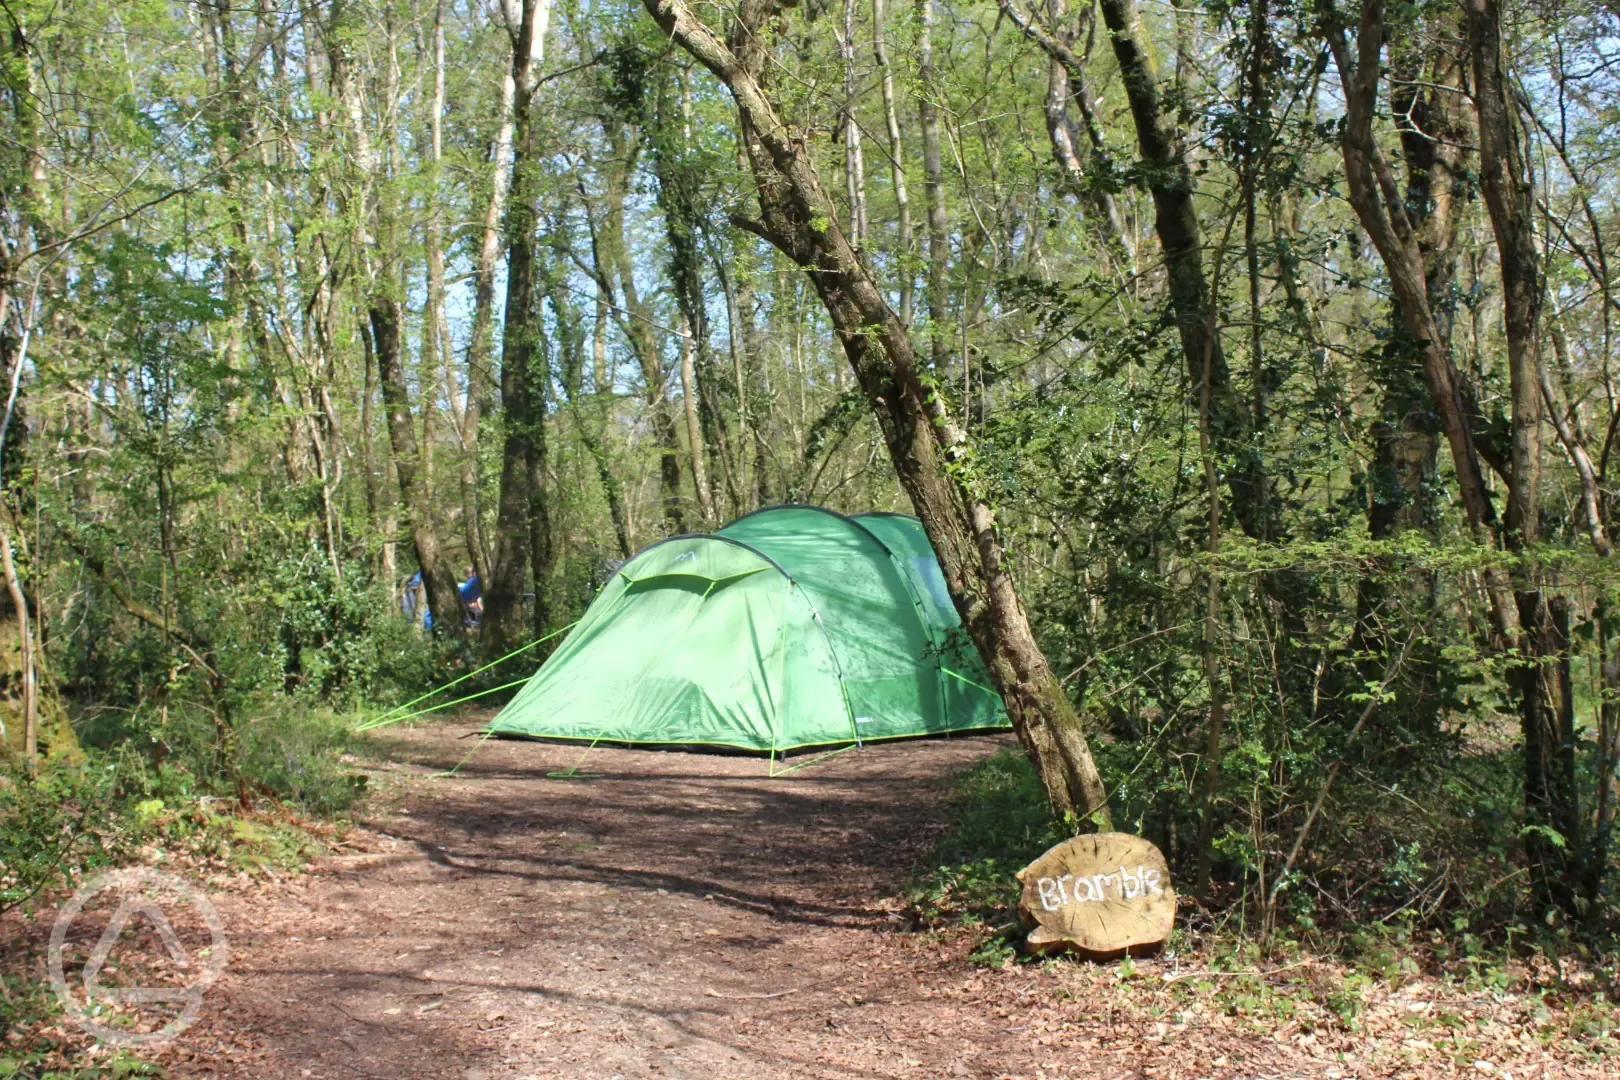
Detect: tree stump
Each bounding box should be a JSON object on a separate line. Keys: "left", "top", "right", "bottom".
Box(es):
{"left": 1015, "top": 832, "right": 1176, "bottom": 958}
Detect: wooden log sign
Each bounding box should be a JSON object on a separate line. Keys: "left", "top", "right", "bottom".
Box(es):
{"left": 1015, "top": 832, "right": 1176, "bottom": 958}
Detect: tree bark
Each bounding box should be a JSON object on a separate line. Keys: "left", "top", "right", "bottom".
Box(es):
{"left": 371, "top": 298, "right": 466, "bottom": 636}
{"left": 1367, "top": 26, "right": 1468, "bottom": 544}
{"left": 426, "top": 0, "right": 487, "bottom": 584}
{"left": 1319, "top": 0, "right": 1516, "bottom": 638}
{"left": 872, "top": 0, "right": 913, "bottom": 323}
{"left": 1356, "top": 20, "right": 1469, "bottom": 720}
{"left": 678, "top": 318, "right": 715, "bottom": 523}
{"left": 483, "top": 0, "right": 555, "bottom": 651}
{"left": 840, "top": 0, "right": 868, "bottom": 249}
{"left": 917, "top": 0, "right": 950, "bottom": 373}
{"left": 1466, "top": 0, "right": 1577, "bottom": 910}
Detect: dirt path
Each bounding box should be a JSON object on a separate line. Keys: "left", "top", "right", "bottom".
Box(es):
{"left": 176, "top": 724, "right": 1059, "bottom": 1079}
{"left": 155, "top": 722, "right": 1606, "bottom": 1080}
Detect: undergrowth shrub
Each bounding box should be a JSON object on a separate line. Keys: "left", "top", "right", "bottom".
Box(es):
{"left": 907, "top": 748, "right": 1066, "bottom": 926}
{"left": 0, "top": 764, "right": 122, "bottom": 918}
{"left": 909, "top": 740, "right": 1585, "bottom": 963}
{"left": 76, "top": 700, "right": 367, "bottom": 819}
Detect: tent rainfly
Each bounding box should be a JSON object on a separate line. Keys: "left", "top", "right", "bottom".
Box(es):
{"left": 487, "top": 505, "right": 1010, "bottom": 753}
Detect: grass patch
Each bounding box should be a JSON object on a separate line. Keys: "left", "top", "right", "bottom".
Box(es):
{"left": 2, "top": 700, "right": 375, "bottom": 1073}
{"left": 906, "top": 748, "right": 1067, "bottom": 927}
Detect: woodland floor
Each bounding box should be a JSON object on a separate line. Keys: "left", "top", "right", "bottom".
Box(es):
{"left": 19, "top": 718, "right": 1620, "bottom": 1079}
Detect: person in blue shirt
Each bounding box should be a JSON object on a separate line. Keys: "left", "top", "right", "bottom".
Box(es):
{"left": 402, "top": 571, "right": 432, "bottom": 630}
{"left": 459, "top": 567, "right": 482, "bottom": 626}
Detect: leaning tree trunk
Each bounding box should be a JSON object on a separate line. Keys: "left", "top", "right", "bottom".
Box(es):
{"left": 639, "top": 0, "right": 1112, "bottom": 825}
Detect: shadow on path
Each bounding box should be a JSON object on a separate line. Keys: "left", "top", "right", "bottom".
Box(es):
{"left": 179, "top": 726, "right": 1017, "bottom": 1080}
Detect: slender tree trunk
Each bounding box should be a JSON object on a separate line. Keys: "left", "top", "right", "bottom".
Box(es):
{"left": 1593, "top": 598, "right": 1620, "bottom": 908}
{"left": 358, "top": 318, "right": 395, "bottom": 583}
{"left": 526, "top": 340, "right": 554, "bottom": 639}
{"left": 1194, "top": 297, "right": 1225, "bottom": 900}
{"left": 1467, "top": 0, "right": 1578, "bottom": 910}
{"left": 424, "top": 0, "right": 486, "bottom": 584}
{"left": 372, "top": 299, "right": 466, "bottom": 636}
{"left": 872, "top": 0, "right": 913, "bottom": 322}
{"left": 918, "top": 0, "right": 950, "bottom": 374}
{"left": 714, "top": 252, "right": 755, "bottom": 515}
{"left": 679, "top": 318, "right": 715, "bottom": 523}
{"left": 0, "top": 16, "right": 48, "bottom": 766}
{"left": 734, "top": 268, "right": 776, "bottom": 505}
{"left": 468, "top": 5, "right": 526, "bottom": 419}
{"left": 0, "top": 523, "right": 35, "bottom": 765}
{"left": 840, "top": 0, "right": 868, "bottom": 249}
{"left": 483, "top": 0, "right": 555, "bottom": 651}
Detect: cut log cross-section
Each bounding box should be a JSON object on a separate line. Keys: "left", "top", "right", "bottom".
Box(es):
{"left": 1015, "top": 832, "right": 1177, "bottom": 957}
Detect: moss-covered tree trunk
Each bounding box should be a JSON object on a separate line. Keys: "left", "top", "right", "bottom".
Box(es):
{"left": 0, "top": 600, "right": 79, "bottom": 767}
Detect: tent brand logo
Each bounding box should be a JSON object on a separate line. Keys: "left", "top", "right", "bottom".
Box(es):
{"left": 673, "top": 551, "right": 696, "bottom": 563}
{"left": 1035, "top": 864, "right": 1164, "bottom": 910}
{"left": 49, "top": 867, "right": 229, "bottom": 1048}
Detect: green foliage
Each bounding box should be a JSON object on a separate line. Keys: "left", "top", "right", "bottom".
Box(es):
{"left": 75, "top": 699, "right": 368, "bottom": 820}
{"left": 0, "top": 765, "right": 121, "bottom": 917}
{"left": 908, "top": 749, "right": 1068, "bottom": 927}
{"left": 232, "top": 707, "right": 369, "bottom": 817}
{"left": 911, "top": 724, "right": 1559, "bottom": 957}
{"left": 2, "top": 695, "right": 362, "bottom": 920}
{"left": 248, "top": 552, "right": 447, "bottom": 708}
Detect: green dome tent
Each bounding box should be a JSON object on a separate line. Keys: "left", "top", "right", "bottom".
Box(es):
{"left": 487, "top": 505, "right": 1009, "bottom": 754}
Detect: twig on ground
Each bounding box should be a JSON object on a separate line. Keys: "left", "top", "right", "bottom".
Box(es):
{"left": 704, "top": 987, "right": 803, "bottom": 1000}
